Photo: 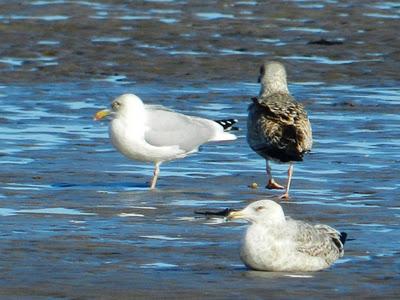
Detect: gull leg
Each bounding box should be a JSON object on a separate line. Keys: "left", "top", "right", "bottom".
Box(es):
{"left": 150, "top": 162, "right": 161, "bottom": 189}
{"left": 266, "top": 160, "right": 284, "bottom": 189}
{"left": 280, "top": 163, "right": 293, "bottom": 200}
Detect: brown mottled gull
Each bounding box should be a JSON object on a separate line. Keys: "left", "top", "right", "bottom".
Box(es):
{"left": 94, "top": 94, "right": 237, "bottom": 189}
{"left": 227, "top": 200, "right": 347, "bottom": 272}
{"left": 247, "top": 61, "right": 312, "bottom": 199}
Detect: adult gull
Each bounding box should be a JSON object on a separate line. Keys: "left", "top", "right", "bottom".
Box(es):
{"left": 227, "top": 200, "right": 347, "bottom": 272}
{"left": 247, "top": 61, "right": 312, "bottom": 199}
{"left": 94, "top": 94, "right": 237, "bottom": 188}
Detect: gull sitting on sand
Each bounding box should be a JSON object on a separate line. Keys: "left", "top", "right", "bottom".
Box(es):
{"left": 227, "top": 200, "right": 347, "bottom": 272}
{"left": 247, "top": 61, "right": 312, "bottom": 199}
{"left": 94, "top": 93, "right": 237, "bottom": 189}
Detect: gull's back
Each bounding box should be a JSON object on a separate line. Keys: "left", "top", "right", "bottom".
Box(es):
{"left": 247, "top": 93, "right": 312, "bottom": 163}
{"left": 144, "top": 106, "right": 235, "bottom": 152}
{"left": 287, "top": 218, "right": 345, "bottom": 267}
{"left": 247, "top": 61, "right": 312, "bottom": 163}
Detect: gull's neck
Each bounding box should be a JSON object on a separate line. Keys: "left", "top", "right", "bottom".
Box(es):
{"left": 259, "top": 78, "right": 289, "bottom": 98}
{"left": 111, "top": 106, "right": 147, "bottom": 138}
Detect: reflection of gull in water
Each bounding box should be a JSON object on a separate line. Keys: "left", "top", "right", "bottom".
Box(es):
{"left": 247, "top": 61, "right": 312, "bottom": 199}
{"left": 94, "top": 94, "right": 237, "bottom": 188}
{"left": 227, "top": 200, "right": 347, "bottom": 272}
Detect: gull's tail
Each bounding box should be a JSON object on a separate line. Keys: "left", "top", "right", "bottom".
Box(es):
{"left": 214, "top": 119, "right": 239, "bottom": 131}
{"left": 211, "top": 131, "right": 237, "bottom": 142}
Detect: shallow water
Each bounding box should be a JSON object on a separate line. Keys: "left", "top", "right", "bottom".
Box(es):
{"left": 1, "top": 0, "right": 400, "bottom": 299}
{"left": 1, "top": 80, "right": 399, "bottom": 298}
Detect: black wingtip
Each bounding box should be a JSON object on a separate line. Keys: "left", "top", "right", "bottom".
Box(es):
{"left": 340, "top": 232, "right": 348, "bottom": 245}
{"left": 214, "top": 119, "right": 239, "bottom": 131}
{"left": 194, "top": 208, "right": 236, "bottom": 217}
{"left": 251, "top": 96, "right": 258, "bottom": 104}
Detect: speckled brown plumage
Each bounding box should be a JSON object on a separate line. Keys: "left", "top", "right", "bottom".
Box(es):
{"left": 247, "top": 61, "right": 312, "bottom": 199}
{"left": 247, "top": 94, "right": 312, "bottom": 163}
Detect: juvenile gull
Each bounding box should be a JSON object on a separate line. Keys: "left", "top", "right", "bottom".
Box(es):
{"left": 227, "top": 200, "right": 347, "bottom": 272}
{"left": 247, "top": 61, "right": 312, "bottom": 199}
{"left": 94, "top": 94, "right": 237, "bottom": 188}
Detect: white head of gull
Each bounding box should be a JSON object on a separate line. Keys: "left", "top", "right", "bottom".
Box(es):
{"left": 228, "top": 200, "right": 346, "bottom": 272}
{"left": 94, "top": 93, "right": 237, "bottom": 189}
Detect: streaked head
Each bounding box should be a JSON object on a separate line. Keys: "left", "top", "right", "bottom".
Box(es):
{"left": 227, "top": 200, "right": 285, "bottom": 224}
{"left": 94, "top": 94, "right": 144, "bottom": 121}
{"left": 258, "top": 61, "right": 289, "bottom": 96}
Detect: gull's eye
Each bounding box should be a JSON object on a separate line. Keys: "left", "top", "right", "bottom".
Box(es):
{"left": 255, "top": 206, "right": 265, "bottom": 212}
{"left": 112, "top": 101, "right": 121, "bottom": 110}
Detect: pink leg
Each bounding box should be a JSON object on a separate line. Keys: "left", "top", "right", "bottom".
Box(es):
{"left": 150, "top": 162, "right": 161, "bottom": 189}
{"left": 280, "top": 163, "right": 293, "bottom": 200}
{"left": 265, "top": 160, "right": 284, "bottom": 189}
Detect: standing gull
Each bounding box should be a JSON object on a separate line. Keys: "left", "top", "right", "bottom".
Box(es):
{"left": 227, "top": 200, "right": 347, "bottom": 272}
{"left": 247, "top": 61, "right": 312, "bottom": 199}
{"left": 94, "top": 94, "right": 237, "bottom": 189}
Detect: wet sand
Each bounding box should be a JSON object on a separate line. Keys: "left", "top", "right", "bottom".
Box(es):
{"left": 1, "top": 1, "right": 400, "bottom": 299}
{"left": 0, "top": 1, "right": 399, "bottom": 85}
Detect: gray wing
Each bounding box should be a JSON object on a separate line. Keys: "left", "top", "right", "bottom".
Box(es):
{"left": 290, "top": 220, "right": 344, "bottom": 265}
{"left": 144, "top": 107, "right": 220, "bottom": 152}
{"left": 247, "top": 93, "right": 312, "bottom": 162}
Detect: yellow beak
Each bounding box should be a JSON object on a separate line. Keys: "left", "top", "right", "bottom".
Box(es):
{"left": 93, "top": 109, "right": 111, "bottom": 121}
{"left": 227, "top": 210, "right": 245, "bottom": 220}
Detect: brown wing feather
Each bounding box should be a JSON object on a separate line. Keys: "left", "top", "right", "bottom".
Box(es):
{"left": 247, "top": 93, "right": 312, "bottom": 162}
